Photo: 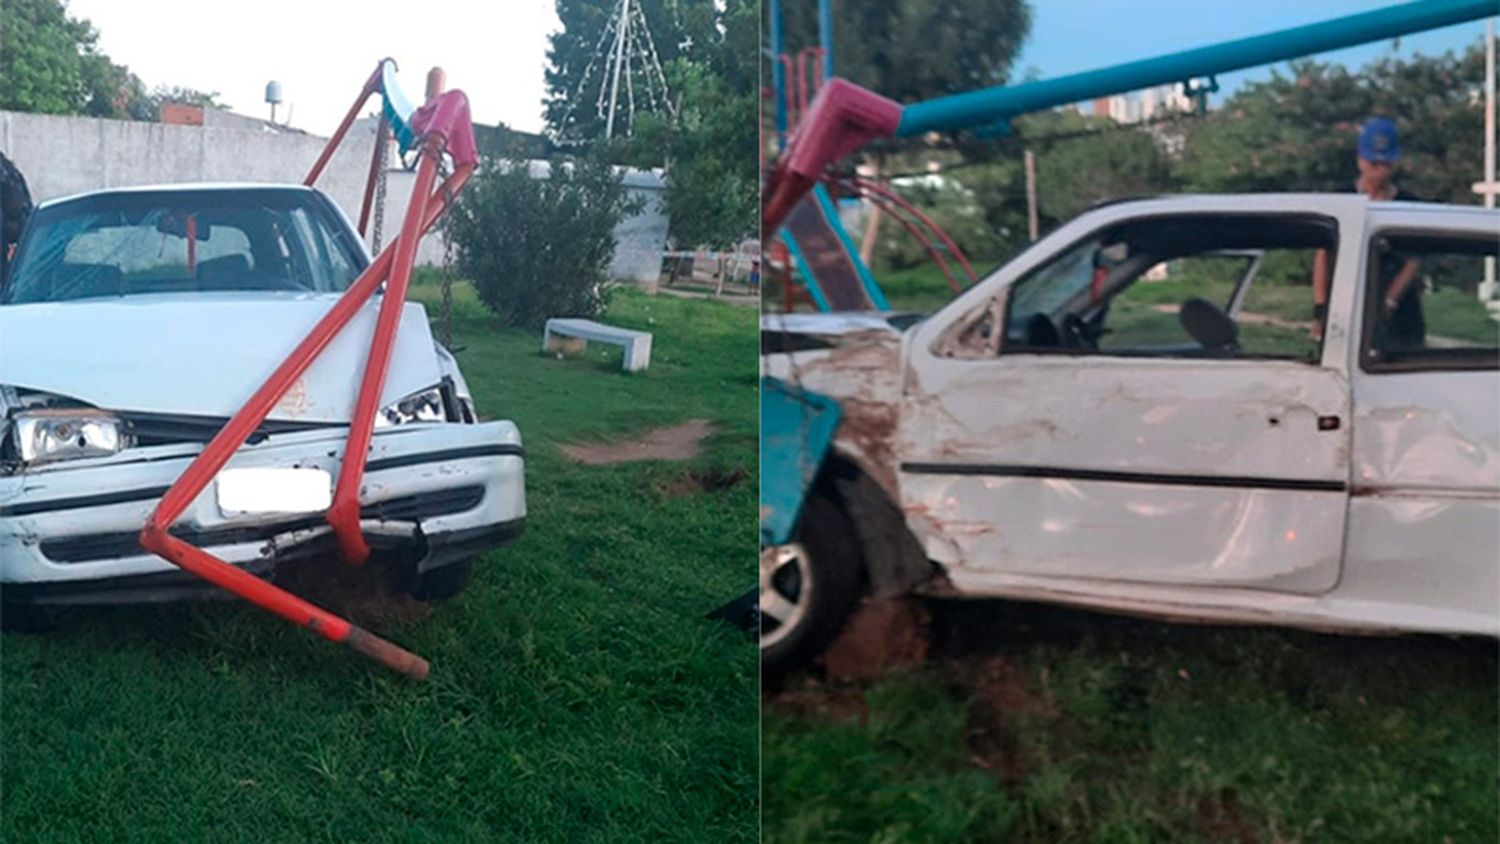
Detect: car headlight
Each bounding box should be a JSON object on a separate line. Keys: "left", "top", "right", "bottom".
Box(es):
{"left": 375, "top": 386, "right": 447, "bottom": 428}
{"left": 10, "top": 409, "right": 130, "bottom": 464}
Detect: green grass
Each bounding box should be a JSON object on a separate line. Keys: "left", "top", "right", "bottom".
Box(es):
{"left": 1423, "top": 288, "right": 1500, "bottom": 347}
{"left": 765, "top": 604, "right": 1498, "bottom": 844}
{"left": 1, "top": 283, "right": 758, "bottom": 842}
{"left": 871, "top": 263, "right": 986, "bottom": 314}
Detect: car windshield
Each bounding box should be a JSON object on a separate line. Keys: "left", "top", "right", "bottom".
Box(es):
{"left": 2, "top": 188, "right": 365, "bottom": 304}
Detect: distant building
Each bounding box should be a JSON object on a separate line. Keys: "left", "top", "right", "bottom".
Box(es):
{"left": 1092, "top": 84, "right": 1195, "bottom": 124}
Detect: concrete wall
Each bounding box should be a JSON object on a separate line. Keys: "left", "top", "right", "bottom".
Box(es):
{"left": 1, "top": 110, "right": 667, "bottom": 279}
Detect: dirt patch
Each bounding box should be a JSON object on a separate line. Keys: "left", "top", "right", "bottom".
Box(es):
{"left": 764, "top": 676, "right": 870, "bottom": 724}
{"left": 819, "top": 597, "right": 931, "bottom": 684}
{"left": 274, "top": 553, "right": 432, "bottom": 628}
{"left": 661, "top": 466, "right": 746, "bottom": 497}
{"left": 959, "top": 654, "right": 1060, "bottom": 783}
{"left": 560, "top": 419, "right": 714, "bottom": 465}
{"left": 1193, "top": 789, "right": 1259, "bottom": 844}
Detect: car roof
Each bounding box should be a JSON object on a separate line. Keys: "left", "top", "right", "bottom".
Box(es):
{"left": 1089, "top": 193, "right": 1497, "bottom": 216}
{"left": 36, "top": 183, "right": 319, "bottom": 212}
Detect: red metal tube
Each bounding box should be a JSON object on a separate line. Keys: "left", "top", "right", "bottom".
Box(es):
{"left": 305, "top": 61, "right": 386, "bottom": 187}
{"left": 861, "top": 191, "right": 965, "bottom": 294}
{"left": 806, "top": 47, "right": 825, "bottom": 99}
{"left": 143, "top": 170, "right": 467, "bottom": 528}
{"left": 778, "top": 55, "right": 797, "bottom": 126}
{"left": 851, "top": 176, "right": 977, "bottom": 285}
{"left": 327, "top": 142, "right": 440, "bottom": 565}
{"left": 138, "top": 158, "right": 470, "bottom": 679}
{"left": 186, "top": 216, "right": 196, "bottom": 276}
{"left": 795, "top": 51, "right": 810, "bottom": 121}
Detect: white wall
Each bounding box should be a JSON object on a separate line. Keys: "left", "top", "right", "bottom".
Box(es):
{"left": 1, "top": 110, "right": 668, "bottom": 279}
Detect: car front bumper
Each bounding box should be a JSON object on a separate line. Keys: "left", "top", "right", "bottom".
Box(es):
{"left": 0, "top": 421, "right": 525, "bottom": 604}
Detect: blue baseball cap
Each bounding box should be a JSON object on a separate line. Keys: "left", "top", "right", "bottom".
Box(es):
{"left": 1358, "top": 117, "right": 1400, "bottom": 163}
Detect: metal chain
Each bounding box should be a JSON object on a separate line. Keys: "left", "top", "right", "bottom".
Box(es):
{"left": 370, "top": 125, "right": 391, "bottom": 253}
{"left": 438, "top": 158, "right": 457, "bottom": 349}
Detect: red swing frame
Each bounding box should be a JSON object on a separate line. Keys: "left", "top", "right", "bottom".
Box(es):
{"left": 135, "top": 62, "right": 478, "bottom": 680}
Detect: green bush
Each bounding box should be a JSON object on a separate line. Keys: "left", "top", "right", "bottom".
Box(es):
{"left": 444, "top": 155, "right": 636, "bottom": 328}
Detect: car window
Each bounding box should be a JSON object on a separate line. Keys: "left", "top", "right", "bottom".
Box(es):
{"left": 939, "top": 213, "right": 1338, "bottom": 362}
{"left": 62, "top": 222, "right": 254, "bottom": 277}
{"left": 2, "top": 189, "right": 364, "bottom": 304}
{"left": 1361, "top": 231, "right": 1499, "bottom": 371}
{"left": 1096, "top": 251, "right": 1321, "bottom": 362}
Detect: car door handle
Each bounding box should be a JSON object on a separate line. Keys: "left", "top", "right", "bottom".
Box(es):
{"left": 1317, "top": 415, "right": 1341, "bottom": 431}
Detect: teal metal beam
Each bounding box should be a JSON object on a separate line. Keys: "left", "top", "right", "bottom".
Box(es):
{"left": 897, "top": 0, "right": 1496, "bottom": 136}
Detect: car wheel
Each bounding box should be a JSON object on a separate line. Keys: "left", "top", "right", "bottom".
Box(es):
{"left": 761, "top": 493, "right": 864, "bottom": 677}
{"left": 408, "top": 557, "right": 476, "bottom": 602}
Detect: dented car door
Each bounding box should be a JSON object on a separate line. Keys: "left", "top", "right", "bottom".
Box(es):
{"left": 896, "top": 199, "right": 1367, "bottom": 595}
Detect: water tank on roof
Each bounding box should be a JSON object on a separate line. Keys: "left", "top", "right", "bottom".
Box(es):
{"left": 265, "top": 81, "right": 283, "bottom": 105}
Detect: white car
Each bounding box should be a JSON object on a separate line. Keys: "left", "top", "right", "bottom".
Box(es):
{"left": 761, "top": 194, "right": 1499, "bottom": 671}
{"left": 0, "top": 184, "right": 525, "bottom": 611}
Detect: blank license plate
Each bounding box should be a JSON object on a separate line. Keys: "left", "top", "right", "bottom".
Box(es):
{"left": 217, "top": 467, "right": 332, "bottom": 515}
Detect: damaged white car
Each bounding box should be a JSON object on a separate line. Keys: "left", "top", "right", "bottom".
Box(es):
{"left": 762, "top": 194, "right": 1499, "bottom": 671}
{"left": 0, "top": 184, "right": 525, "bottom": 611}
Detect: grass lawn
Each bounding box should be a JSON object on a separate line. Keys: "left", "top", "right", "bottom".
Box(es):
{"left": 871, "top": 263, "right": 986, "bottom": 314}
{"left": 1, "top": 282, "right": 758, "bottom": 842}
{"left": 765, "top": 602, "right": 1498, "bottom": 844}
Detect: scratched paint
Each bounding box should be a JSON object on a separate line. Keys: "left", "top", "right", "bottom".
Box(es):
{"left": 762, "top": 195, "right": 1500, "bottom": 637}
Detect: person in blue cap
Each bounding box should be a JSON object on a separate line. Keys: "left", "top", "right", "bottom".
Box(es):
{"left": 1311, "top": 117, "right": 1424, "bottom": 347}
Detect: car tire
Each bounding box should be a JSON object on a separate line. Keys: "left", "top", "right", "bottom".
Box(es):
{"left": 408, "top": 557, "right": 477, "bottom": 602}
{"left": 761, "top": 493, "right": 865, "bottom": 678}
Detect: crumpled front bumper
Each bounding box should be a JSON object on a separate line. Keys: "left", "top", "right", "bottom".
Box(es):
{"left": 0, "top": 421, "right": 525, "bottom": 604}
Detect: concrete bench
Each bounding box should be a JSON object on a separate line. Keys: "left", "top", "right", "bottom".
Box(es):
{"left": 543, "top": 318, "right": 653, "bottom": 372}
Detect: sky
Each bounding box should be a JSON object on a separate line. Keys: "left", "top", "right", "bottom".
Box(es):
{"left": 66, "top": 0, "right": 1494, "bottom": 137}
{"left": 66, "top": 0, "right": 563, "bottom": 136}
{"left": 1014, "top": 0, "right": 1493, "bottom": 104}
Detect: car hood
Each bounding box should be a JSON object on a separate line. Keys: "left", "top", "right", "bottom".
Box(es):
{"left": 760, "top": 311, "right": 919, "bottom": 341}
{"left": 0, "top": 293, "right": 443, "bottom": 423}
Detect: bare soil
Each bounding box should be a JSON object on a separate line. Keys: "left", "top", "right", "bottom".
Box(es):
{"left": 765, "top": 676, "right": 870, "bottom": 724}
{"left": 274, "top": 553, "right": 432, "bottom": 628}
{"left": 819, "top": 597, "right": 931, "bottom": 684}
{"left": 959, "top": 654, "right": 1063, "bottom": 783}
{"left": 560, "top": 419, "right": 715, "bottom": 465}
{"left": 661, "top": 466, "right": 747, "bottom": 497}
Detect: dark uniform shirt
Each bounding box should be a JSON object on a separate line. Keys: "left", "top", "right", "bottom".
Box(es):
{"left": 1, "top": 152, "right": 34, "bottom": 278}
{"left": 1376, "top": 188, "right": 1424, "bottom": 348}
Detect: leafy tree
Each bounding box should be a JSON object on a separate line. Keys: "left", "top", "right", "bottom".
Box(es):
{"left": 444, "top": 156, "right": 638, "bottom": 328}
{"left": 770, "top": 0, "right": 1032, "bottom": 105}
{"left": 615, "top": 0, "right": 757, "bottom": 248}
{"left": 1, "top": 0, "right": 119, "bottom": 115}
{"left": 0, "top": 0, "right": 223, "bottom": 121}
{"left": 877, "top": 108, "right": 1175, "bottom": 269}
{"left": 1032, "top": 123, "right": 1172, "bottom": 222}
{"left": 767, "top": 0, "right": 1033, "bottom": 268}
{"left": 1178, "top": 46, "right": 1487, "bottom": 204}
{"left": 551, "top": 0, "right": 756, "bottom": 249}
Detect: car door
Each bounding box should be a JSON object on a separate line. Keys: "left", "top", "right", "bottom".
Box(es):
{"left": 895, "top": 197, "right": 1366, "bottom": 594}
{"left": 1340, "top": 208, "right": 1500, "bottom": 628}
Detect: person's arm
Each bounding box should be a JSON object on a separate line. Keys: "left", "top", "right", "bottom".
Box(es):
{"left": 1310, "top": 248, "right": 1329, "bottom": 339}
{"left": 1312, "top": 248, "right": 1329, "bottom": 308}
{"left": 1383, "top": 258, "right": 1422, "bottom": 312}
